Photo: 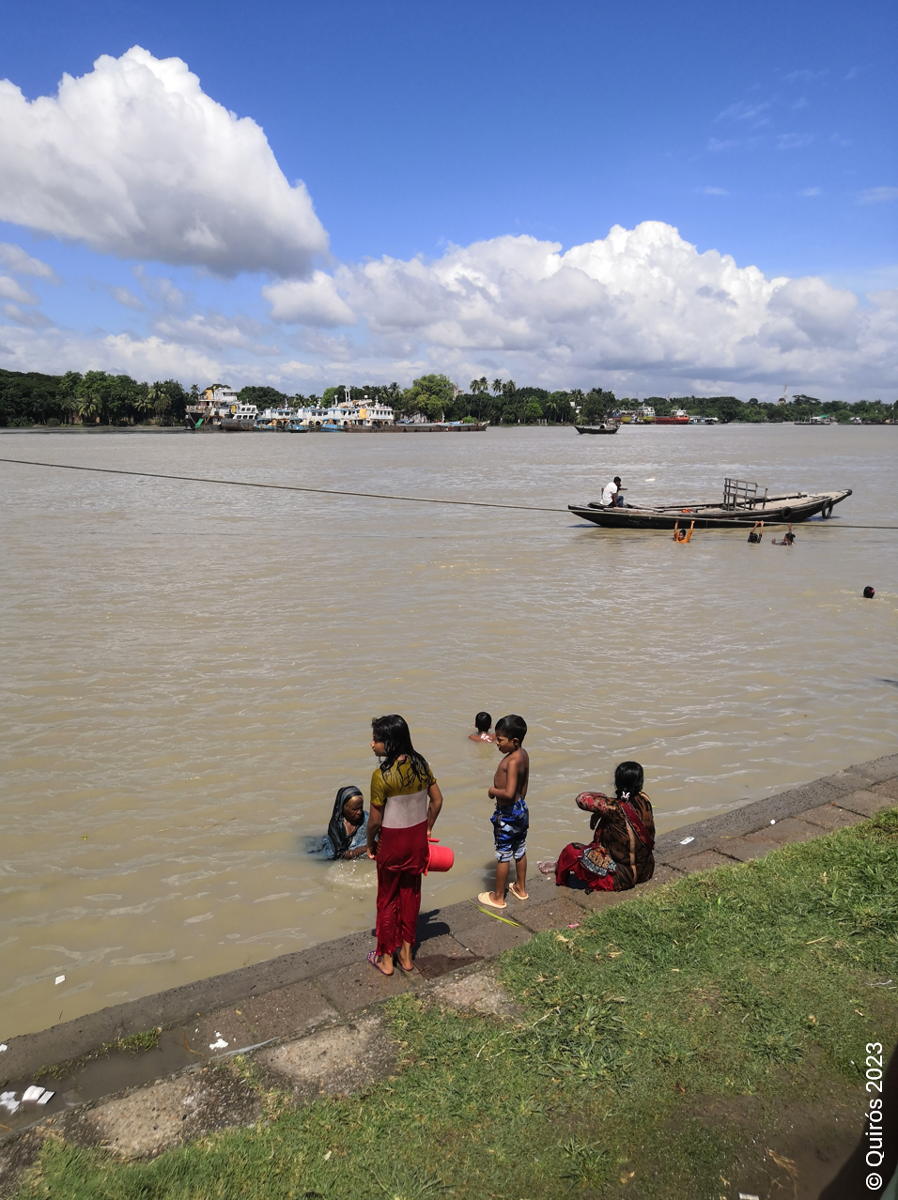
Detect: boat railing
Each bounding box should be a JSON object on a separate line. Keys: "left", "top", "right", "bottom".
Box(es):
{"left": 722, "top": 477, "right": 768, "bottom": 510}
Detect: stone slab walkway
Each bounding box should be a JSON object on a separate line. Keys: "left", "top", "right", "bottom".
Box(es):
{"left": 0, "top": 751, "right": 896, "bottom": 1172}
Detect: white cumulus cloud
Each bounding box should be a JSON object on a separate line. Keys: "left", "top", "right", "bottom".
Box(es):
{"left": 261, "top": 221, "right": 897, "bottom": 393}
{"left": 0, "top": 47, "right": 328, "bottom": 276}
{"left": 263, "top": 271, "right": 357, "bottom": 327}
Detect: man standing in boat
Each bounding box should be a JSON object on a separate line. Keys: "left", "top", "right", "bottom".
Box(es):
{"left": 601, "top": 476, "right": 624, "bottom": 507}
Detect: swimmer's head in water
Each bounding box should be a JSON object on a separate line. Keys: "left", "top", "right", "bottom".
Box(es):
{"left": 784, "top": 532, "right": 795, "bottom": 544}
{"left": 864, "top": 586, "right": 875, "bottom": 598}
{"left": 475, "top": 711, "right": 492, "bottom": 733}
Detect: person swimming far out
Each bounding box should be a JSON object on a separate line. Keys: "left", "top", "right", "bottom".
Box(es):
{"left": 322, "top": 786, "right": 369, "bottom": 860}
{"left": 469, "top": 712, "right": 495, "bottom": 742}
{"left": 673, "top": 519, "right": 694, "bottom": 543}
{"left": 747, "top": 520, "right": 764, "bottom": 544}
{"left": 772, "top": 523, "right": 795, "bottom": 546}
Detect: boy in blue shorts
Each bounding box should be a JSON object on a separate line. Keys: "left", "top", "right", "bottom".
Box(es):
{"left": 478, "top": 714, "right": 530, "bottom": 909}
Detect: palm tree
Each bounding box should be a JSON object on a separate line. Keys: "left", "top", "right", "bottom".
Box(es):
{"left": 491, "top": 378, "right": 503, "bottom": 396}
{"left": 134, "top": 386, "right": 155, "bottom": 424}
{"left": 502, "top": 379, "right": 517, "bottom": 398}
{"left": 76, "top": 393, "right": 100, "bottom": 424}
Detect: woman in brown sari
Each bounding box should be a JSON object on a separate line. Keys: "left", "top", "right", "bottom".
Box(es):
{"left": 548, "top": 761, "right": 654, "bottom": 892}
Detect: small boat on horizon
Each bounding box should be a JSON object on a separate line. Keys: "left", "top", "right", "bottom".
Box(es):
{"left": 574, "top": 421, "right": 620, "bottom": 434}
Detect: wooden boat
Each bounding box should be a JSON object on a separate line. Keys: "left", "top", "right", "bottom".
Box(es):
{"left": 574, "top": 422, "right": 619, "bottom": 435}
{"left": 569, "top": 477, "right": 852, "bottom": 530}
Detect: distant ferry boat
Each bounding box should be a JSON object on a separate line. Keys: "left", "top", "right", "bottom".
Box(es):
{"left": 254, "top": 406, "right": 294, "bottom": 431}
{"left": 184, "top": 386, "right": 241, "bottom": 430}
{"left": 653, "top": 408, "right": 690, "bottom": 425}
{"left": 613, "top": 405, "right": 655, "bottom": 424}
{"left": 220, "top": 403, "right": 259, "bottom": 431}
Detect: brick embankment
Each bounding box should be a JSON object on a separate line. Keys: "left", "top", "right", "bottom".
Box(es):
{"left": 1, "top": 752, "right": 896, "bottom": 1174}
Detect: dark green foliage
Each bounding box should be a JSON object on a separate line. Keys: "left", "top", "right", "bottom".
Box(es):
{"left": 0, "top": 369, "right": 187, "bottom": 425}
{"left": 237, "top": 385, "right": 288, "bottom": 407}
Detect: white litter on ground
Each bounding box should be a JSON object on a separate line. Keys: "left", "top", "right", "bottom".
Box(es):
{"left": 0, "top": 1044, "right": 7, "bottom": 1052}
{"left": 55, "top": 974, "right": 66, "bottom": 985}
{"left": 209, "top": 1034, "right": 229, "bottom": 1050}
{"left": 679, "top": 836, "right": 695, "bottom": 845}
{"left": 0, "top": 1091, "right": 20, "bottom": 1114}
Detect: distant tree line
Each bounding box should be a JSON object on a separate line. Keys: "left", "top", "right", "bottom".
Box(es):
{"left": 1, "top": 367, "right": 894, "bottom": 427}
{"left": 0, "top": 369, "right": 189, "bottom": 427}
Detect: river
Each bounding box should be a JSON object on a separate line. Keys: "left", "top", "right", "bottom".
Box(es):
{"left": 1, "top": 423, "right": 895, "bottom": 1038}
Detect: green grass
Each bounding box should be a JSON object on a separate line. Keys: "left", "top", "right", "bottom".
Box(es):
{"left": 15, "top": 810, "right": 898, "bottom": 1200}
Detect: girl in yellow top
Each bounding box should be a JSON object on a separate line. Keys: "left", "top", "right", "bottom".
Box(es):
{"left": 366, "top": 714, "right": 443, "bottom": 976}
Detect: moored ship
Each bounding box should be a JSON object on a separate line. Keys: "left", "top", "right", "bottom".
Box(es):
{"left": 652, "top": 408, "right": 690, "bottom": 425}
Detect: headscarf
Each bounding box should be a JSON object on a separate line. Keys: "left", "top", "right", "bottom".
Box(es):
{"left": 326, "top": 786, "right": 364, "bottom": 859}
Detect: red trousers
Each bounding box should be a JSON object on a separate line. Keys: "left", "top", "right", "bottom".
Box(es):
{"left": 375, "top": 822, "right": 428, "bottom": 956}
{"left": 555, "top": 842, "right": 616, "bottom": 892}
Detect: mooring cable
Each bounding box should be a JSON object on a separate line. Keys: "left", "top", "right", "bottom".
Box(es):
{"left": 0, "top": 456, "right": 568, "bottom": 513}
{"left": 1, "top": 456, "right": 895, "bottom": 527}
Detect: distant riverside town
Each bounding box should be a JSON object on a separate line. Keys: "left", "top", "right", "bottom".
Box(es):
{"left": 0, "top": 367, "right": 895, "bottom": 429}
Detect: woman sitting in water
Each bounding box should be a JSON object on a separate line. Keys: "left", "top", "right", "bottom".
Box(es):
{"left": 542, "top": 761, "right": 655, "bottom": 892}
{"left": 322, "top": 786, "right": 369, "bottom": 860}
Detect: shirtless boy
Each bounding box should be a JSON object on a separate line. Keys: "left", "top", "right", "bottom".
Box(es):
{"left": 478, "top": 714, "right": 530, "bottom": 909}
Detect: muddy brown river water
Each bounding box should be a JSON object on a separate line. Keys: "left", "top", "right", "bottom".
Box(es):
{"left": 1, "top": 424, "right": 896, "bottom": 1038}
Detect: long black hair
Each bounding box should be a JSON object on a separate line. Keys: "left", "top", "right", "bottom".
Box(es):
{"left": 614, "top": 761, "right": 644, "bottom": 801}
{"left": 372, "top": 714, "right": 431, "bottom": 784}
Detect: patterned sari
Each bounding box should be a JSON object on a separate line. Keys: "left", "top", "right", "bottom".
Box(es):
{"left": 555, "top": 791, "right": 655, "bottom": 892}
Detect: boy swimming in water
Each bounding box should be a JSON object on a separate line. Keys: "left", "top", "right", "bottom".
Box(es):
{"left": 478, "top": 714, "right": 530, "bottom": 908}
{"left": 469, "top": 712, "right": 495, "bottom": 742}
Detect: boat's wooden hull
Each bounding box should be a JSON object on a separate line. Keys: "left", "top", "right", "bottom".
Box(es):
{"left": 575, "top": 424, "right": 619, "bottom": 435}
{"left": 569, "top": 489, "right": 852, "bottom": 529}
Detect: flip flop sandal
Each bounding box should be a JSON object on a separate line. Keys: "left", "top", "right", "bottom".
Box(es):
{"left": 509, "top": 883, "right": 529, "bottom": 901}
{"left": 367, "top": 951, "right": 393, "bottom": 977}
{"left": 477, "top": 890, "right": 507, "bottom": 910}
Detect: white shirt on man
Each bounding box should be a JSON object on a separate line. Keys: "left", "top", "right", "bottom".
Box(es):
{"left": 601, "top": 481, "right": 619, "bottom": 506}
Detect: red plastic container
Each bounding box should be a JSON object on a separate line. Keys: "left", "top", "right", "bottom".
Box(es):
{"left": 425, "top": 838, "right": 455, "bottom": 874}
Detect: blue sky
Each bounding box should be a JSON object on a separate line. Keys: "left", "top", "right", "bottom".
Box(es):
{"left": 0, "top": 0, "right": 895, "bottom": 398}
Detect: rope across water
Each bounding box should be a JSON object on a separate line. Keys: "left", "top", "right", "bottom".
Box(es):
{"left": 1, "top": 457, "right": 895, "bottom": 528}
